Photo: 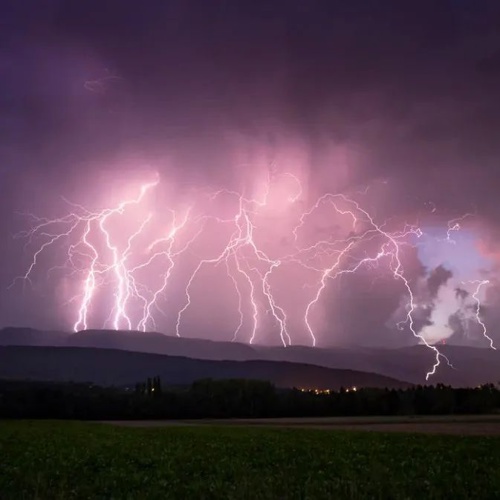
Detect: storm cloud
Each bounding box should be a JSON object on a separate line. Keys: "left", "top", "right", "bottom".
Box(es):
{"left": 1, "top": 1, "right": 500, "bottom": 348}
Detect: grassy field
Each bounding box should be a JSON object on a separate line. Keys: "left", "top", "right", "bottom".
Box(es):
{"left": 108, "top": 414, "right": 500, "bottom": 435}
{"left": 1, "top": 421, "right": 500, "bottom": 499}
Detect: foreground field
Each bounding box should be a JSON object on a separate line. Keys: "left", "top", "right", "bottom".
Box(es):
{"left": 1, "top": 421, "right": 500, "bottom": 499}
{"left": 108, "top": 414, "right": 500, "bottom": 435}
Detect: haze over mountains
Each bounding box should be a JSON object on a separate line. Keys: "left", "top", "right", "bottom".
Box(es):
{"left": 1, "top": 327, "right": 499, "bottom": 388}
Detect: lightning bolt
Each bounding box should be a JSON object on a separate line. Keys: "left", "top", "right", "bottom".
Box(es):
{"left": 174, "top": 189, "right": 289, "bottom": 346}
{"left": 12, "top": 178, "right": 160, "bottom": 332}
{"left": 468, "top": 280, "right": 496, "bottom": 350}
{"left": 293, "top": 193, "right": 448, "bottom": 379}
{"left": 11, "top": 170, "right": 464, "bottom": 379}
{"left": 135, "top": 209, "right": 194, "bottom": 332}
{"left": 445, "top": 212, "right": 476, "bottom": 244}
{"left": 73, "top": 219, "right": 99, "bottom": 331}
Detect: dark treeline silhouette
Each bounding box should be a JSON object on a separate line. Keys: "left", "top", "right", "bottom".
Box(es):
{"left": 0, "top": 378, "right": 499, "bottom": 420}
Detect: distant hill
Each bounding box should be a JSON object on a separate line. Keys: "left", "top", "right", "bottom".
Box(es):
{"left": 256, "top": 344, "right": 500, "bottom": 388}
{"left": 0, "top": 327, "right": 259, "bottom": 359}
{"left": 0, "top": 346, "right": 410, "bottom": 389}
{"left": 0, "top": 327, "right": 68, "bottom": 347}
{"left": 1, "top": 327, "right": 499, "bottom": 387}
{"left": 68, "top": 329, "right": 258, "bottom": 360}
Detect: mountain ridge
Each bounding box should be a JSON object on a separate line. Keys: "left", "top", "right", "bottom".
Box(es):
{"left": 0, "top": 345, "right": 411, "bottom": 389}
{"left": 1, "top": 327, "right": 499, "bottom": 386}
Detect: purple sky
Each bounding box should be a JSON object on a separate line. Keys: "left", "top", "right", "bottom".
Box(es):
{"left": 2, "top": 1, "right": 500, "bottom": 348}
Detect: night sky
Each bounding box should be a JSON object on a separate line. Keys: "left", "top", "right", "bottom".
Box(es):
{"left": 2, "top": 1, "right": 500, "bottom": 348}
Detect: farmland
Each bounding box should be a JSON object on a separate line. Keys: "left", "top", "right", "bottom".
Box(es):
{"left": 108, "top": 414, "right": 500, "bottom": 435}
{"left": 1, "top": 421, "right": 500, "bottom": 499}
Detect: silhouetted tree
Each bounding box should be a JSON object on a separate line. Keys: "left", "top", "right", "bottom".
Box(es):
{"left": 1, "top": 379, "right": 499, "bottom": 420}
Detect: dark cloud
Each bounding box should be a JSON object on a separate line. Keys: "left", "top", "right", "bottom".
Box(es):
{"left": 455, "top": 287, "right": 470, "bottom": 301}
{"left": 1, "top": 1, "right": 500, "bottom": 346}
{"left": 447, "top": 278, "right": 499, "bottom": 348}
{"left": 427, "top": 266, "right": 453, "bottom": 300}
{"left": 446, "top": 308, "right": 491, "bottom": 348}
{"left": 446, "top": 311, "right": 469, "bottom": 346}
{"left": 322, "top": 250, "right": 453, "bottom": 347}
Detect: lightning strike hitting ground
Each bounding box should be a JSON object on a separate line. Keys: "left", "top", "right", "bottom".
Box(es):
{"left": 11, "top": 171, "right": 486, "bottom": 378}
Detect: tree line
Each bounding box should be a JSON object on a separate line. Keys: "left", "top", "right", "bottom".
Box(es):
{"left": 0, "top": 378, "right": 499, "bottom": 420}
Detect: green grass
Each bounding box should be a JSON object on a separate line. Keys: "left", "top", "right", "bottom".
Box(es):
{"left": 0, "top": 421, "right": 499, "bottom": 499}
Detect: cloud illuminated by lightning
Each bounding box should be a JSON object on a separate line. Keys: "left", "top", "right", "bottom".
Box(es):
{"left": 10, "top": 169, "right": 482, "bottom": 379}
